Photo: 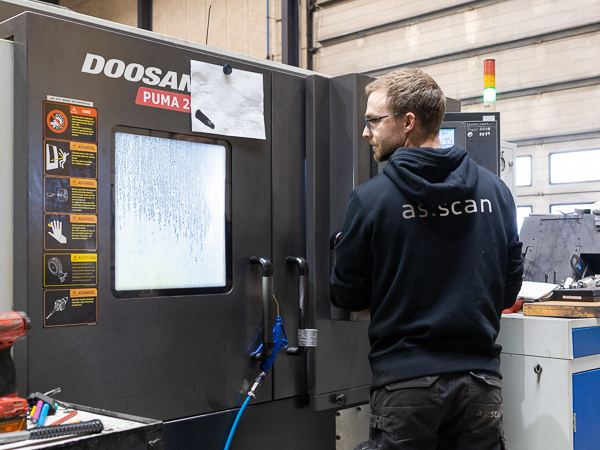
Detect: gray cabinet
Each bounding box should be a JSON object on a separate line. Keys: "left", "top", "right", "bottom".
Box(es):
{"left": 498, "top": 314, "right": 600, "bottom": 450}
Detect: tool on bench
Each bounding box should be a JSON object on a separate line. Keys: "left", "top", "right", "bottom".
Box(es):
{"left": 0, "top": 312, "right": 30, "bottom": 433}
{"left": 0, "top": 419, "right": 104, "bottom": 444}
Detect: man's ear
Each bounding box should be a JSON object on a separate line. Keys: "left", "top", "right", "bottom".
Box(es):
{"left": 404, "top": 112, "right": 417, "bottom": 132}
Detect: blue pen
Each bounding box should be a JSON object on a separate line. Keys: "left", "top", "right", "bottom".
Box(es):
{"left": 37, "top": 403, "right": 50, "bottom": 426}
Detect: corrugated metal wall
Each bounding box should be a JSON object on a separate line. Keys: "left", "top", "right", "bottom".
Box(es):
{"left": 311, "top": 0, "right": 600, "bottom": 213}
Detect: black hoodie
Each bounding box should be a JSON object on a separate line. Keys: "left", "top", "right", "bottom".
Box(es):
{"left": 331, "top": 145, "right": 524, "bottom": 389}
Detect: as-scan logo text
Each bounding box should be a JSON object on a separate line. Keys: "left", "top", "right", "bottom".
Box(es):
{"left": 81, "top": 53, "right": 190, "bottom": 93}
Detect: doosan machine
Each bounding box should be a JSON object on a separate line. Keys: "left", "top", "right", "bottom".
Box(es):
{"left": 0, "top": 1, "right": 511, "bottom": 448}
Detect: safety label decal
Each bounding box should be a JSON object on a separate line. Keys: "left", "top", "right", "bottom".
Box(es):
{"left": 43, "top": 253, "right": 98, "bottom": 287}
{"left": 44, "top": 288, "right": 98, "bottom": 328}
{"left": 44, "top": 177, "right": 97, "bottom": 215}
{"left": 44, "top": 139, "right": 97, "bottom": 178}
{"left": 42, "top": 99, "right": 99, "bottom": 328}
{"left": 44, "top": 101, "right": 98, "bottom": 143}
{"left": 44, "top": 214, "right": 97, "bottom": 251}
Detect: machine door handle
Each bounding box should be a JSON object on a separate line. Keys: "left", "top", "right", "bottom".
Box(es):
{"left": 250, "top": 256, "right": 274, "bottom": 361}
{"left": 286, "top": 257, "right": 317, "bottom": 355}
{"left": 330, "top": 232, "right": 343, "bottom": 308}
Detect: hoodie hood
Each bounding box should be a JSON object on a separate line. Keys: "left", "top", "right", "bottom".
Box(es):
{"left": 383, "top": 145, "right": 479, "bottom": 206}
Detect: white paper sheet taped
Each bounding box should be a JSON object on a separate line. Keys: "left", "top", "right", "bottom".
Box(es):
{"left": 190, "top": 60, "right": 266, "bottom": 140}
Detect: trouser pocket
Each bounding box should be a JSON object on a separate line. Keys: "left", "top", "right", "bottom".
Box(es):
{"left": 465, "top": 371, "right": 503, "bottom": 437}
{"left": 371, "top": 374, "right": 441, "bottom": 440}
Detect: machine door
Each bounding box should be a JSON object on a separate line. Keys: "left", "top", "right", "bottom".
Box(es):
{"left": 305, "top": 73, "right": 373, "bottom": 411}
{"left": 8, "top": 13, "right": 274, "bottom": 421}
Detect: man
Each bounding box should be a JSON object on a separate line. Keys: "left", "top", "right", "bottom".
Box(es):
{"left": 330, "top": 68, "right": 524, "bottom": 450}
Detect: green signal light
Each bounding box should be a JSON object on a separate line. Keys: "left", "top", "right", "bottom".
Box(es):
{"left": 483, "top": 87, "right": 496, "bottom": 102}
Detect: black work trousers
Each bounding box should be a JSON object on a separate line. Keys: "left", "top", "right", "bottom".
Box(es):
{"left": 355, "top": 371, "right": 506, "bottom": 450}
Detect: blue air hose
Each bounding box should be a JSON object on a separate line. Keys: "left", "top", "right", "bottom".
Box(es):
{"left": 223, "top": 395, "right": 251, "bottom": 450}
{"left": 223, "top": 315, "right": 288, "bottom": 450}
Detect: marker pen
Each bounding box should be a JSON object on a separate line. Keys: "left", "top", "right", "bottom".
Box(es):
{"left": 37, "top": 403, "right": 50, "bottom": 426}
{"left": 32, "top": 400, "right": 44, "bottom": 424}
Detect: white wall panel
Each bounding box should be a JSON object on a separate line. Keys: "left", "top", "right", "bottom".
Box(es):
{"left": 462, "top": 85, "right": 600, "bottom": 141}
{"left": 313, "top": 0, "right": 600, "bottom": 76}
{"left": 316, "top": 0, "right": 473, "bottom": 40}
{"left": 421, "top": 33, "right": 600, "bottom": 101}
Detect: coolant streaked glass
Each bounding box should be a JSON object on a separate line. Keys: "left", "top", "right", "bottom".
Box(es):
{"left": 114, "top": 132, "right": 226, "bottom": 291}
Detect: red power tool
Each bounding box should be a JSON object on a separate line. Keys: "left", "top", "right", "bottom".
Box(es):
{"left": 0, "top": 311, "right": 30, "bottom": 431}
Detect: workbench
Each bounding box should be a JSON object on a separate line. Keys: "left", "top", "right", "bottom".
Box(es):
{"left": 498, "top": 313, "right": 600, "bottom": 450}
{"left": 0, "top": 402, "right": 163, "bottom": 449}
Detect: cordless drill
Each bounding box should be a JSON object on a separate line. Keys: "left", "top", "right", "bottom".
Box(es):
{"left": 0, "top": 312, "right": 29, "bottom": 427}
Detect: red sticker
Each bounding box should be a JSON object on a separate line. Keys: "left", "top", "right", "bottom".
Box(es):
{"left": 47, "top": 110, "right": 69, "bottom": 133}
{"left": 135, "top": 87, "right": 191, "bottom": 113}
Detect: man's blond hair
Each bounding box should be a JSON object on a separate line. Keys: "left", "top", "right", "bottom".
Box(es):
{"left": 365, "top": 68, "right": 446, "bottom": 137}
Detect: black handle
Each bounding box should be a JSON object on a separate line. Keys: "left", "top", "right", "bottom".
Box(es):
{"left": 570, "top": 253, "right": 588, "bottom": 281}
{"left": 250, "top": 256, "right": 274, "bottom": 361}
{"left": 286, "top": 257, "right": 317, "bottom": 355}
{"left": 330, "top": 232, "right": 343, "bottom": 308}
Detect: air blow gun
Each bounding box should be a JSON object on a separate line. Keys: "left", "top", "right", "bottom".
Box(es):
{"left": 223, "top": 297, "right": 288, "bottom": 450}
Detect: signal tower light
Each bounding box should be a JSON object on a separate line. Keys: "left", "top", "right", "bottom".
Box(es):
{"left": 483, "top": 59, "right": 496, "bottom": 103}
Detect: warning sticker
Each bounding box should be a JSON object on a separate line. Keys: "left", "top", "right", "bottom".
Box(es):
{"left": 44, "top": 214, "right": 97, "bottom": 251}
{"left": 44, "top": 288, "right": 97, "bottom": 327}
{"left": 44, "top": 139, "right": 97, "bottom": 178}
{"left": 44, "top": 177, "right": 97, "bottom": 214}
{"left": 44, "top": 101, "right": 97, "bottom": 143}
{"left": 43, "top": 253, "right": 98, "bottom": 287}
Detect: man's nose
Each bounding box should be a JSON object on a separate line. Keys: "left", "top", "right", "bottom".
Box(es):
{"left": 362, "top": 125, "right": 372, "bottom": 138}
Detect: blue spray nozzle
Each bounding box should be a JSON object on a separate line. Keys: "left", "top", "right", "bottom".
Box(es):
{"left": 251, "top": 316, "right": 288, "bottom": 373}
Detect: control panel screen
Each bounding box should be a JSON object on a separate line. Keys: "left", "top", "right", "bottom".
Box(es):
{"left": 114, "top": 131, "right": 229, "bottom": 293}
{"left": 439, "top": 128, "right": 455, "bottom": 149}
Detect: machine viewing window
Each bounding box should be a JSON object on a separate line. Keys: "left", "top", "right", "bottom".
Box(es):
{"left": 438, "top": 128, "right": 455, "bottom": 149}
{"left": 550, "top": 149, "right": 600, "bottom": 184}
{"left": 516, "top": 156, "right": 532, "bottom": 187}
{"left": 112, "top": 127, "right": 232, "bottom": 297}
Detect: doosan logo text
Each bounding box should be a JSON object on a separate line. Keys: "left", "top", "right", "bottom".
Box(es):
{"left": 80, "top": 53, "right": 190, "bottom": 92}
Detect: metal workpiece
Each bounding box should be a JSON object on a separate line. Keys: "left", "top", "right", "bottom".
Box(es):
{"left": 521, "top": 213, "right": 600, "bottom": 284}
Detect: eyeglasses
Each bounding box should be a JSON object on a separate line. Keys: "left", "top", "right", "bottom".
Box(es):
{"left": 364, "top": 113, "right": 399, "bottom": 134}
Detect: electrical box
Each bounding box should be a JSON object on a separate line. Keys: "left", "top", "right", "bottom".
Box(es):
{"left": 440, "top": 111, "right": 500, "bottom": 176}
